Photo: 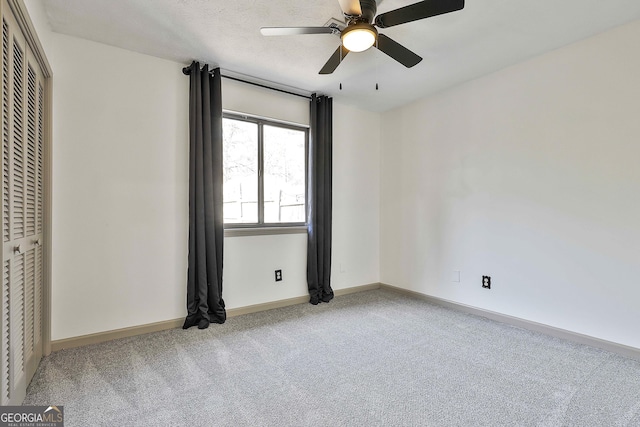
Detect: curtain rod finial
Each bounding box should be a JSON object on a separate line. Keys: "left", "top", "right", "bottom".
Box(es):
{"left": 183, "top": 60, "right": 199, "bottom": 75}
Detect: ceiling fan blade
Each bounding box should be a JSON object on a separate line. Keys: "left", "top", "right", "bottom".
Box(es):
{"left": 260, "top": 27, "right": 336, "bottom": 36}
{"left": 375, "top": 0, "right": 464, "bottom": 28}
{"left": 319, "top": 46, "right": 350, "bottom": 74}
{"left": 338, "top": 0, "right": 362, "bottom": 16}
{"left": 375, "top": 34, "right": 422, "bottom": 68}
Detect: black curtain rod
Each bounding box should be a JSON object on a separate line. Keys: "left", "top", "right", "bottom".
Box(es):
{"left": 221, "top": 75, "right": 311, "bottom": 100}
{"left": 182, "top": 63, "right": 311, "bottom": 100}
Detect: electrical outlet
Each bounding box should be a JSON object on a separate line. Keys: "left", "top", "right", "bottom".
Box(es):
{"left": 275, "top": 270, "right": 282, "bottom": 282}
{"left": 482, "top": 275, "right": 491, "bottom": 289}
{"left": 452, "top": 271, "right": 460, "bottom": 282}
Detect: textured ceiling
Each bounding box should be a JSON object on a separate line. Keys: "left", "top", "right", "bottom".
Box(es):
{"left": 41, "top": 0, "right": 640, "bottom": 112}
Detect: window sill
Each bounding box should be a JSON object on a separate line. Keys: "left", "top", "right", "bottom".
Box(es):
{"left": 224, "top": 225, "right": 307, "bottom": 237}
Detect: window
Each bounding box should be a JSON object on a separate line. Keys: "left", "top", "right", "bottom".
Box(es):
{"left": 223, "top": 113, "right": 307, "bottom": 228}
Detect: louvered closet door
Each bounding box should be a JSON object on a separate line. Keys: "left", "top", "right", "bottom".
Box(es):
{"left": 1, "top": 2, "right": 45, "bottom": 406}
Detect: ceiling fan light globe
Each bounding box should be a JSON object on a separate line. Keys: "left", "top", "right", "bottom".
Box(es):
{"left": 341, "top": 24, "right": 377, "bottom": 52}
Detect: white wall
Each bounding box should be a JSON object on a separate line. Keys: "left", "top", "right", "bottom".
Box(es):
{"left": 37, "top": 32, "right": 191, "bottom": 341}
{"left": 26, "top": 1, "right": 381, "bottom": 340}
{"left": 332, "top": 103, "right": 380, "bottom": 290}
{"left": 380, "top": 20, "right": 640, "bottom": 348}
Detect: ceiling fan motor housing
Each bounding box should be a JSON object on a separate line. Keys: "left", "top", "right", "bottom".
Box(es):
{"left": 356, "top": 0, "right": 378, "bottom": 24}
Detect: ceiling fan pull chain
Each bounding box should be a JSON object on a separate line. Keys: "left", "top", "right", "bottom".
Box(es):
{"left": 375, "top": 39, "right": 379, "bottom": 91}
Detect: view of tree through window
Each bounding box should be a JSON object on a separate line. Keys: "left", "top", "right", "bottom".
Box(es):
{"left": 223, "top": 115, "right": 307, "bottom": 226}
{"left": 222, "top": 119, "right": 258, "bottom": 223}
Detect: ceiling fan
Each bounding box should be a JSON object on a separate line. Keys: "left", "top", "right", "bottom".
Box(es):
{"left": 260, "top": 0, "right": 465, "bottom": 74}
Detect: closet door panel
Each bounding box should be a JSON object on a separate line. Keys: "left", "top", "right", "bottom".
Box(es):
{"left": 0, "top": 15, "right": 10, "bottom": 407}
{"left": 0, "top": 1, "right": 46, "bottom": 404}
{"left": 1, "top": 259, "right": 9, "bottom": 404}
{"left": 23, "top": 50, "right": 42, "bottom": 379}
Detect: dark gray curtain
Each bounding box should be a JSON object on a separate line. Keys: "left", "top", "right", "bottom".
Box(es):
{"left": 183, "top": 61, "right": 226, "bottom": 329}
{"left": 307, "top": 94, "right": 334, "bottom": 305}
